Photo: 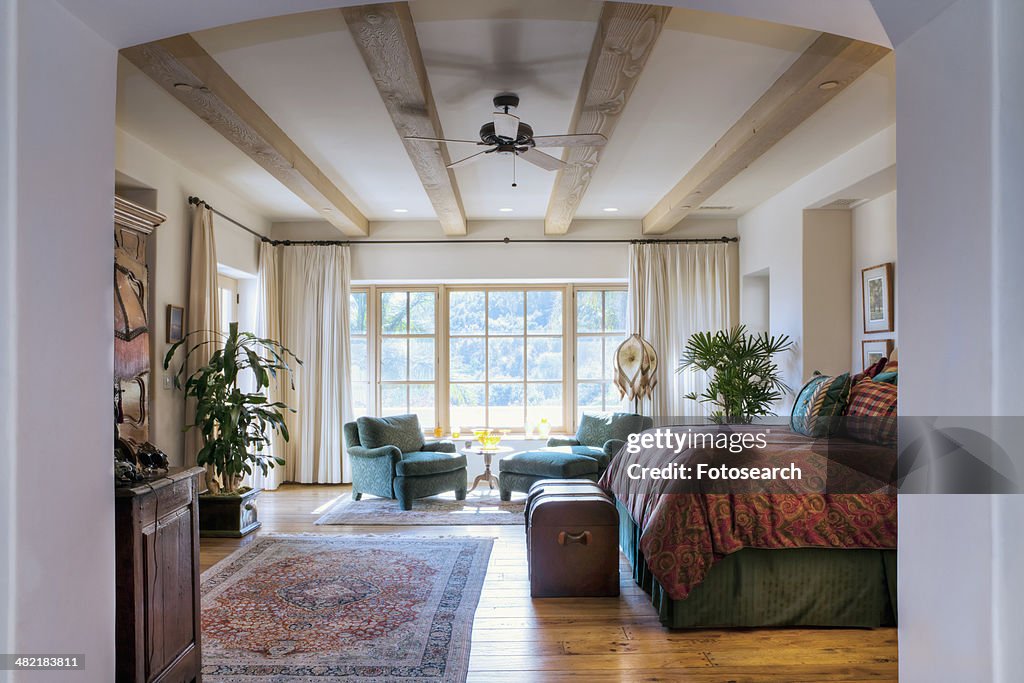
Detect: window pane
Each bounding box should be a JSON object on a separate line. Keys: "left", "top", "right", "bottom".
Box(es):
{"left": 488, "top": 383, "right": 524, "bottom": 427}
{"left": 604, "top": 290, "right": 627, "bottom": 333}
{"left": 449, "top": 290, "right": 485, "bottom": 335}
{"left": 350, "top": 337, "right": 368, "bottom": 382}
{"left": 488, "top": 337, "right": 524, "bottom": 381}
{"left": 576, "top": 291, "right": 602, "bottom": 333}
{"left": 488, "top": 291, "right": 524, "bottom": 335}
{"left": 527, "top": 383, "right": 562, "bottom": 426}
{"left": 381, "top": 291, "right": 408, "bottom": 334}
{"left": 409, "top": 384, "right": 435, "bottom": 428}
{"left": 527, "top": 337, "right": 562, "bottom": 381}
{"left": 577, "top": 382, "right": 604, "bottom": 419}
{"left": 450, "top": 383, "right": 485, "bottom": 429}
{"left": 351, "top": 382, "right": 370, "bottom": 418}
{"left": 527, "top": 290, "right": 562, "bottom": 334}
{"left": 577, "top": 337, "right": 603, "bottom": 380}
{"left": 349, "top": 292, "right": 367, "bottom": 335}
{"left": 605, "top": 382, "right": 626, "bottom": 412}
{"left": 380, "top": 338, "right": 408, "bottom": 381}
{"left": 381, "top": 384, "right": 407, "bottom": 415}
{"left": 604, "top": 336, "right": 620, "bottom": 379}
{"left": 409, "top": 338, "right": 435, "bottom": 381}
{"left": 409, "top": 291, "right": 435, "bottom": 334}
{"left": 450, "top": 337, "right": 485, "bottom": 381}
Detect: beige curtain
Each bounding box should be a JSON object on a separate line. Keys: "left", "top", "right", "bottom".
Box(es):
{"left": 251, "top": 243, "right": 284, "bottom": 490}
{"left": 627, "top": 242, "right": 735, "bottom": 418}
{"left": 258, "top": 244, "right": 353, "bottom": 484}
{"left": 185, "top": 205, "right": 221, "bottom": 466}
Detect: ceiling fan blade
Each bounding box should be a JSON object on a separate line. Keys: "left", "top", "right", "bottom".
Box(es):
{"left": 532, "top": 133, "right": 608, "bottom": 148}
{"left": 493, "top": 112, "right": 520, "bottom": 140}
{"left": 447, "top": 149, "right": 492, "bottom": 170}
{"left": 519, "top": 148, "right": 566, "bottom": 172}
{"left": 405, "top": 136, "right": 483, "bottom": 145}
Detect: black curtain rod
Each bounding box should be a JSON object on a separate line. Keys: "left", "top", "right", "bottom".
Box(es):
{"left": 188, "top": 195, "right": 739, "bottom": 246}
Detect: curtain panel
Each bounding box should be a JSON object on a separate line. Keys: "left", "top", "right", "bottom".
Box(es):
{"left": 257, "top": 243, "right": 354, "bottom": 485}
{"left": 627, "top": 242, "right": 736, "bottom": 418}
{"left": 185, "top": 205, "right": 221, "bottom": 466}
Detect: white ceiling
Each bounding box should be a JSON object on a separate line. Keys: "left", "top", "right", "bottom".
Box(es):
{"left": 114, "top": 1, "right": 896, "bottom": 228}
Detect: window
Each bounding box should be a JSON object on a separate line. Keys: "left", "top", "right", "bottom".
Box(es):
{"left": 349, "top": 289, "right": 370, "bottom": 418}
{"left": 448, "top": 288, "right": 564, "bottom": 431}
{"left": 217, "top": 274, "right": 239, "bottom": 338}
{"left": 574, "top": 288, "right": 628, "bottom": 419}
{"left": 378, "top": 289, "right": 437, "bottom": 428}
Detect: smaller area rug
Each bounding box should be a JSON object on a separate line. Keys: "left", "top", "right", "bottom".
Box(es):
{"left": 315, "top": 490, "right": 526, "bottom": 526}
{"left": 202, "top": 535, "right": 493, "bottom": 682}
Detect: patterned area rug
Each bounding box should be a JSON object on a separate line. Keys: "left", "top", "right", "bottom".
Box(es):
{"left": 314, "top": 490, "right": 526, "bottom": 526}
{"left": 202, "top": 535, "right": 493, "bottom": 682}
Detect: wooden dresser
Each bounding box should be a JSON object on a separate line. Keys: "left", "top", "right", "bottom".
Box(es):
{"left": 115, "top": 467, "right": 205, "bottom": 683}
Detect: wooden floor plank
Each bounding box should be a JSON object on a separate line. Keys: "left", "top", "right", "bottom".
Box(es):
{"left": 198, "top": 483, "right": 898, "bottom": 680}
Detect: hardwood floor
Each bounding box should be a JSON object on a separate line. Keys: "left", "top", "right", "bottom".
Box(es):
{"left": 200, "top": 484, "right": 898, "bottom": 682}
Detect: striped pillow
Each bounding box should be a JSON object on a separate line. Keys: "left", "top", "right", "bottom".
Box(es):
{"left": 845, "top": 379, "right": 898, "bottom": 446}
{"left": 790, "top": 372, "right": 852, "bottom": 437}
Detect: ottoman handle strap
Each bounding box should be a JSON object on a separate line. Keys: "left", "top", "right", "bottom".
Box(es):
{"left": 558, "top": 531, "right": 591, "bottom": 546}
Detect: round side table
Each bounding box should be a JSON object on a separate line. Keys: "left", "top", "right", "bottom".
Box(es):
{"left": 461, "top": 446, "right": 515, "bottom": 492}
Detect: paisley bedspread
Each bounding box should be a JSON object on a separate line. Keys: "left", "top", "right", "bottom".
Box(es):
{"left": 600, "top": 425, "right": 898, "bottom": 600}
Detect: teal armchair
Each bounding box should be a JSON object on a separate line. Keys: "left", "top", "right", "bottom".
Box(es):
{"left": 545, "top": 411, "right": 654, "bottom": 470}
{"left": 345, "top": 414, "right": 467, "bottom": 510}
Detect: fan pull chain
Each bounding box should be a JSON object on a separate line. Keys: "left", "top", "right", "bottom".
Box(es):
{"left": 512, "top": 153, "right": 517, "bottom": 188}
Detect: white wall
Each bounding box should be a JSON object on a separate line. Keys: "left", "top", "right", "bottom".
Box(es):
{"left": 274, "top": 216, "right": 738, "bottom": 284}
{"left": 802, "top": 210, "right": 852, "bottom": 378}
{"left": 115, "top": 128, "right": 270, "bottom": 466}
{"left": 739, "top": 126, "right": 895, "bottom": 403}
{"left": 8, "top": 0, "right": 117, "bottom": 680}
{"left": 851, "top": 191, "right": 897, "bottom": 371}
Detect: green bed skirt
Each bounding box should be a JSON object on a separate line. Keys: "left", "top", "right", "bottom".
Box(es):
{"left": 617, "top": 500, "right": 897, "bottom": 628}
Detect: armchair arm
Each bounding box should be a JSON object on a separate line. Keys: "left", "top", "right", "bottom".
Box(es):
{"left": 602, "top": 439, "right": 627, "bottom": 460}
{"left": 546, "top": 436, "right": 580, "bottom": 448}
{"left": 348, "top": 444, "right": 402, "bottom": 465}
{"left": 421, "top": 440, "right": 456, "bottom": 453}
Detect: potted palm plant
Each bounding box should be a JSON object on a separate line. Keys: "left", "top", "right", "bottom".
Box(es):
{"left": 164, "top": 322, "right": 300, "bottom": 537}
{"left": 678, "top": 325, "right": 792, "bottom": 423}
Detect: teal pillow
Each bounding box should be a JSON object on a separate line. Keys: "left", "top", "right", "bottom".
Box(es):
{"left": 790, "top": 372, "right": 852, "bottom": 437}
{"left": 873, "top": 371, "right": 898, "bottom": 385}
{"left": 356, "top": 414, "right": 425, "bottom": 454}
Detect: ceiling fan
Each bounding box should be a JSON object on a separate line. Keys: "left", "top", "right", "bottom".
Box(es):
{"left": 404, "top": 93, "right": 607, "bottom": 185}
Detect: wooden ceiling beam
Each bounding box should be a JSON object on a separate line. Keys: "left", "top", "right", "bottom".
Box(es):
{"left": 544, "top": 2, "right": 669, "bottom": 235}
{"left": 341, "top": 3, "right": 467, "bottom": 236}
{"left": 642, "top": 33, "right": 891, "bottom": 234}
{"left": 122, "top": 35, "right": 369, "bottom": 236}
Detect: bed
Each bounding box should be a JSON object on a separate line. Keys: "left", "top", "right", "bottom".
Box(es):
{"left": 601, "top": 424, "right": 898, "bottom": 629}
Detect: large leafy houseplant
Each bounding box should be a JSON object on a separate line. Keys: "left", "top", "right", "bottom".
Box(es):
{"left": 678, "top": 325, "right": 793, "bottom": 423}
{"left": 163, "top": 322, "right": 300, "bottom": 495}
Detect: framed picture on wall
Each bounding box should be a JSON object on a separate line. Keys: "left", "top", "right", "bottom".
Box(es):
{"left": 862, "top": 338, "right": 894, "bottom": 371}
{"left": 862, "top": 262, "right": 894, "bottom": 333}
{"left": 166, "top": 305, "right": 184, "bottom": 344}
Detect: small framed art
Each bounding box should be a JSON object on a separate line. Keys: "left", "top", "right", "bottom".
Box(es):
{"left": 862, "top": 338, "right": 894, "bottom": 371}
{"left": 862, "top": 262, "right": 894, "bottom": 333}
{"left": 166, "top": 305, "right": 185, "bottom": 344}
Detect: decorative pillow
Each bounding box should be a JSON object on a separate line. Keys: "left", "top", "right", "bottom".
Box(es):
{"left": 882, "top": 348, "right": 898, "bottom": 373}
{"left": 790, "top": 372, "right": 852, "bottom": 437}
{"left": 872, "top": 371, "right": 898, "bottom": 385}
{"left": 845, "top": 379, "right": 898, "bottom": 446}
{"left": 852, "top": 356, "right": 888, "bottom": 384}
{"left": 356, "top": 414, "right": 425, "bottom": 454}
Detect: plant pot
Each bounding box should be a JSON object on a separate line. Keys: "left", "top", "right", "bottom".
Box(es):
{"left": 199, "top": 487, "right": 262, "bottom": 538}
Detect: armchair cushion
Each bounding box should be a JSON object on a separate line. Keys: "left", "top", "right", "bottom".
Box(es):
{"left": 395, "top": 452, "right": 468, "bottom": 477}
{"left": 420, "top": 440, "right": 456, "bottom": 453}
{"left": 576, "top": 411, "right": 652, "bottom": 448}
{"left": 545, "top": 436, "right": 580, "bottom": 448}
{"left": 356, "top": 414, "right": 425, "bottom": 454}
{"left": 544, "top": 444, "right": 608, "bottom": 468}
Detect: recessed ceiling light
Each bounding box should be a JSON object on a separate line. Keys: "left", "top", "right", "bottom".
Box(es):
{"left": 818, "top": 80, "right": 840, "bottom": 90}
{"left": 392, "top": 208, "right": 409, "bottom": 213}
{"left": 173, "top": 83, "right": 194, "bottom": 92}
{"left": 322, "top": 207, "right": 333, "bottom": 213}
{"left": 499, "top": 207, "right": 514, "bottom": 213}
{"left": 602, "top": 207, "right": 619, "bottom": 212}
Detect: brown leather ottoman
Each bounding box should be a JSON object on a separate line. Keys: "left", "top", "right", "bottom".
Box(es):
{"left": 525, "top": 480, "right": 619, "bottom": 598}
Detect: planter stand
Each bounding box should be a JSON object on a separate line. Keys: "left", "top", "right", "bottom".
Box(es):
{"left": 199, "top": 487, "right": 262, "bottom": 537}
